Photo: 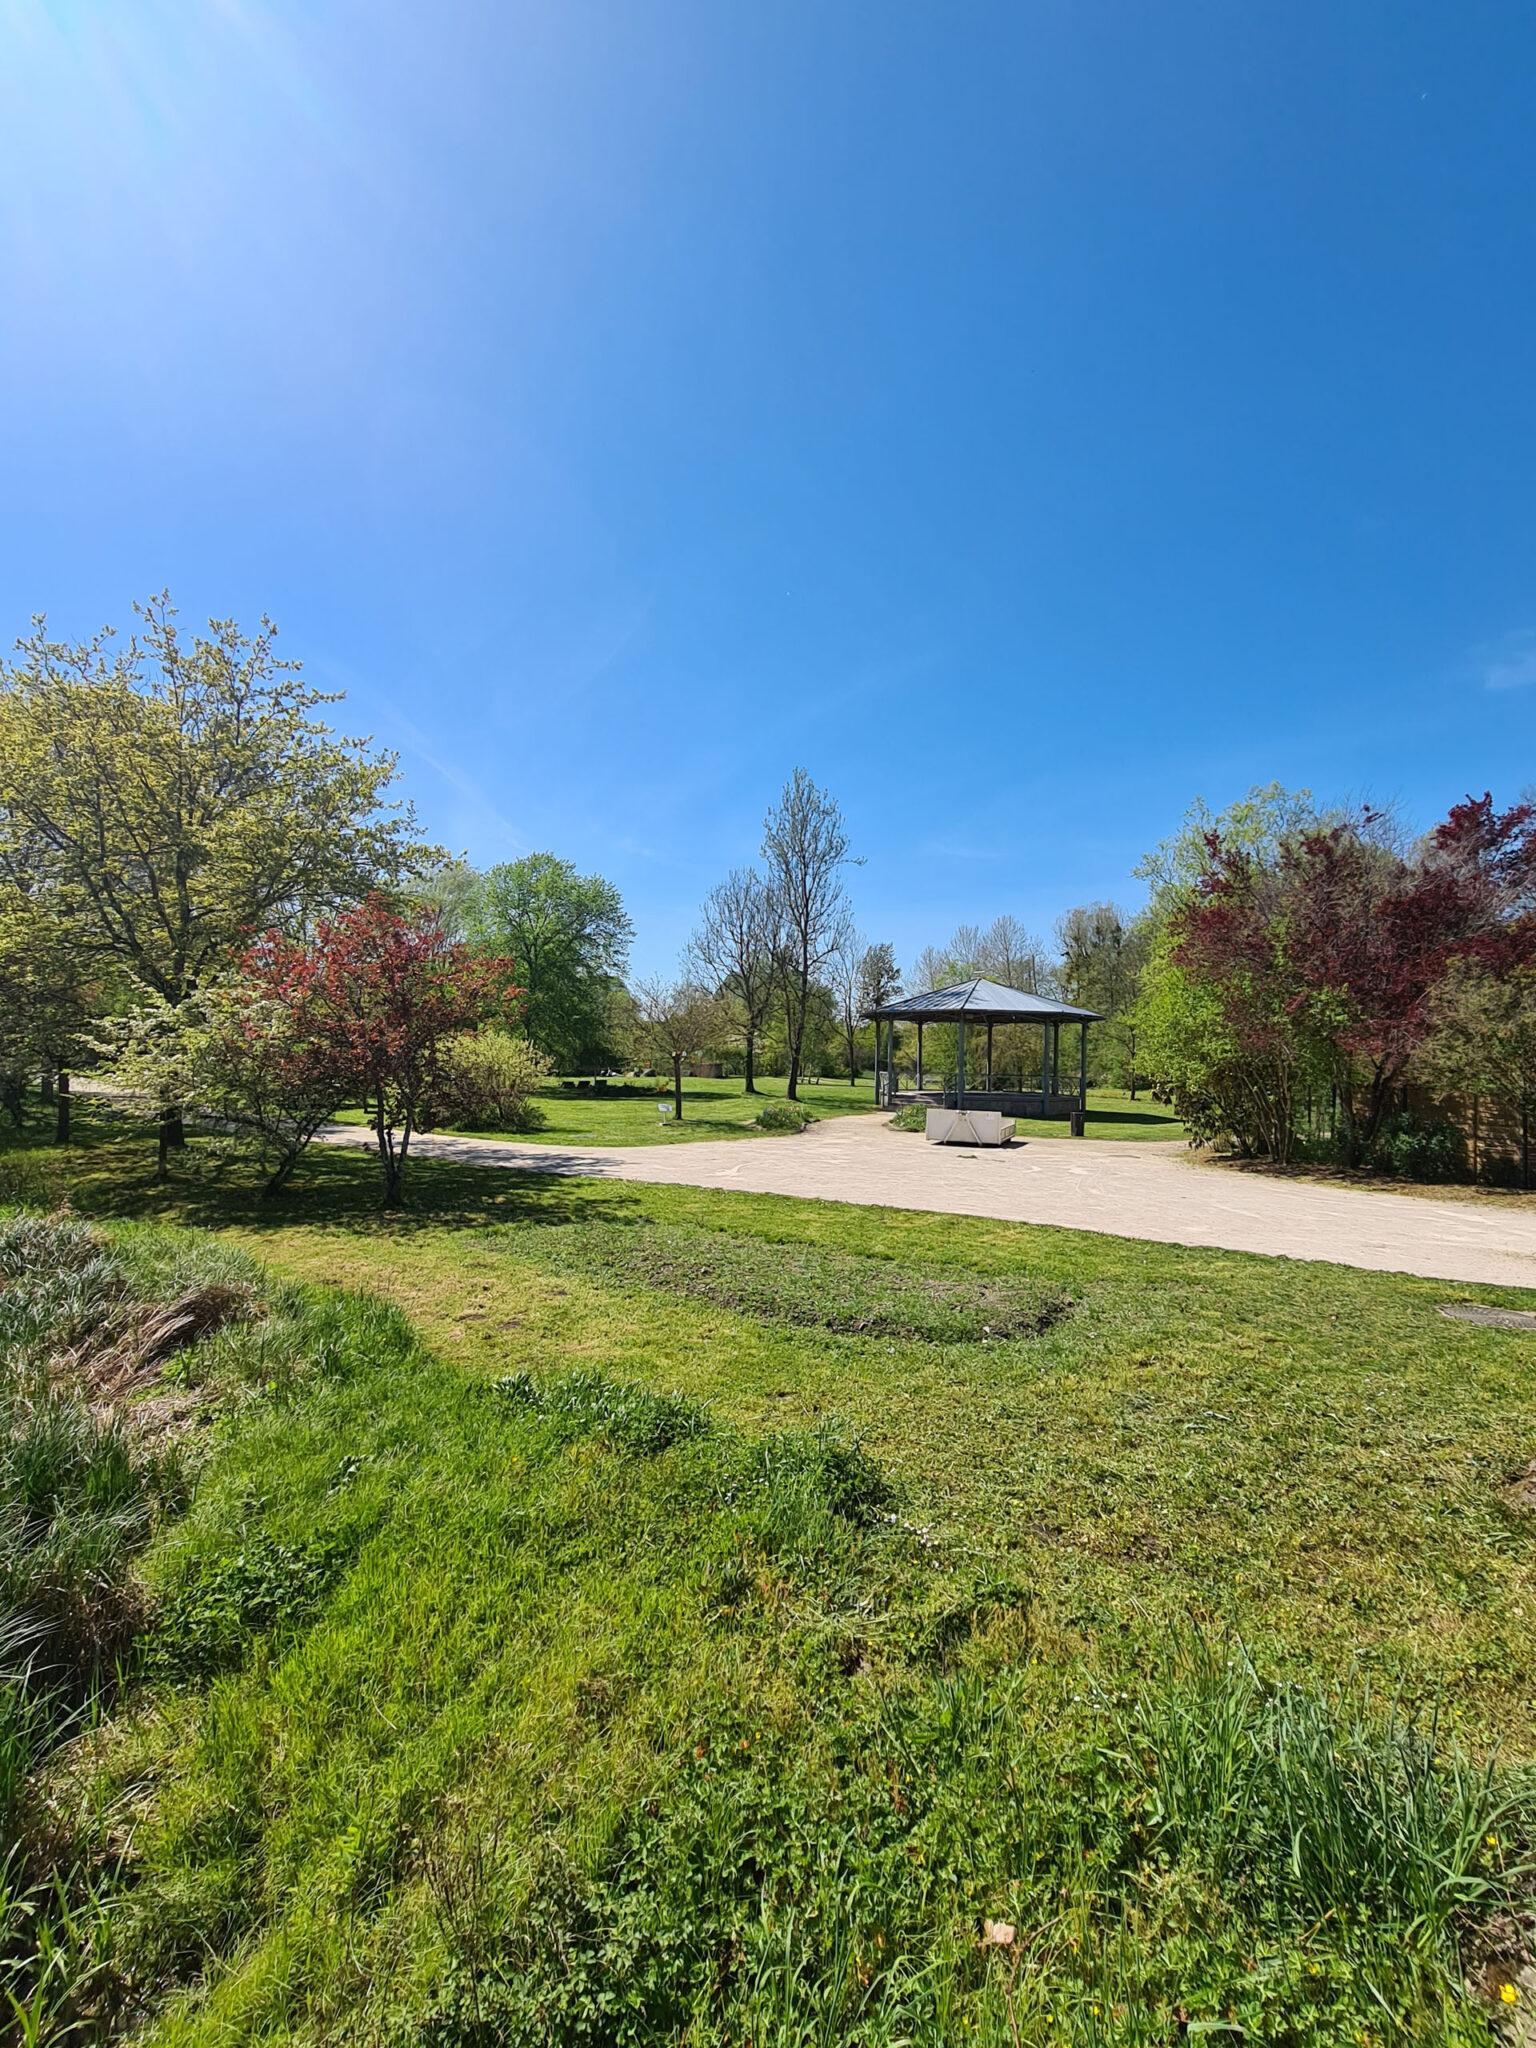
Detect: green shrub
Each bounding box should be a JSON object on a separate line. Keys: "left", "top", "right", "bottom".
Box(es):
{"left": 754, "top": 1099, "right": 813, "bottom": 1133}
{"left": 888, "top": 1103, "right": 928, "bottom": 1132}
{"left": 1369, "top": 1110, "right": 1466, "bottom": 1183}
{"left": 437, "top": 1029, "right": 551, "bottom": 1132}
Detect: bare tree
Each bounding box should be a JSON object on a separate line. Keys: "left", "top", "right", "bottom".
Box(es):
{"left": 978, "top": 914, "right": 1050, "bottom": 993}
{"left": 634, "top": 977, "right": 721, "bottom": 1124}
{"left": 947, "top": 923, "right": 985, "bottom": 975}
{"left": 761, "top": 770, "right": 855, "bottom": 1101}
{"left": 911, "top": 942, "right": 954, "bottom": 993}
{"left": 689, "top": 867, "right": 780, "bottom": 1094}
{"left": 829, "top": 919, "right": 864, "bottom": 1085}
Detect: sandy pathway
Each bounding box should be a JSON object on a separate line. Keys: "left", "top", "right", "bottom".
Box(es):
{"left": 317, "top": 1115, "right": 1536, "bottom": 1289}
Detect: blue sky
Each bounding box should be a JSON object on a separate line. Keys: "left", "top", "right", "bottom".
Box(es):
{"left": 2, "top": 1, "right": 1533, "bottom": 978}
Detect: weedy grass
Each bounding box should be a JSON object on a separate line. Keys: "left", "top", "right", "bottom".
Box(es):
{"left": 18, "top": 1251, "right": 1530, "bottom": 2047}
{"left": 494, "top": 1216, "right": 1072, "bottom": 1342}
{"left": 0, "top": 1117, "right": 1533, "bottom": 2042}
{"left": 0, "top": 1210, "right": 283, "bottom": 2043}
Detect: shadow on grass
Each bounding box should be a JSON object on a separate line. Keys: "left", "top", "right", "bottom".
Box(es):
{"left": 1083, "top": 1107, "right": 1184, "bottom": 1133}
{"left": 2, "top": 1106, "right": 634, "bottom": 1238}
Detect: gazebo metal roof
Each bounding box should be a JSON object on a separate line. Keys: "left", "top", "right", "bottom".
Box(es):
{"left": 865, "top": 977, "right": 1103, "bottom": 1025}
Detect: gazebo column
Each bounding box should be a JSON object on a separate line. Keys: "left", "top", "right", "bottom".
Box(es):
{"left": 1040, "top": 1021, "right": 1050, "bottom": 1101}
{"left": 985, "top": 1020, "right": 993, "bottom": 1094}
{"left": 1078, "top": 1021, "right": 1088, "bottom": 1127}
{"left": 916, "top": 1021, "right": 924, "bottom": 1093}
{"left": 956, "top": 1016, "right": 967, "bottom": 1107}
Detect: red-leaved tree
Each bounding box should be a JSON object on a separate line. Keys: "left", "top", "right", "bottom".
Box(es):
{"left": 312, "top": 897, "right": 520, "bottom": 1207}
{"left": 1170, "top": 795, "right": 1536, "bottom": 1166}
{"left": 1169, "top": 838, "right": 1319, "bottom": 1161}
{"left": 218, "top": 930, "right": 359, "bottom": 1193}
{"left": 1283, "top": 800, "right": 1536, "bottom": 1162}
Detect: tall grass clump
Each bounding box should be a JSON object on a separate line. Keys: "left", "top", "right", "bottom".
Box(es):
{"left": 1120, "top": 1637, "right": 1536, "bottom": 1981}
{"left": 0, "top": 1211, "right": 287, "bottom": 2042}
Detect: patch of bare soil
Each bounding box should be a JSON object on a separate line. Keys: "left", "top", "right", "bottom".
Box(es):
{"left": 1439, "top": 1303, "right": 1536, "bottom": 1333}
{"left": 1507, "top": 1460, "right": 1536, "bottom": 1513}
{"left": 1466, "top": 1910, "right": 1536, "bottom": 2043}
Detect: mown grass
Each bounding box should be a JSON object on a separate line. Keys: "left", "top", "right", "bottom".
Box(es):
{"left": 19, "top": 1110, "right": 1536, "bottom": 1742}
{"left": 1, "top": 1113, "right": 1533, "bottom": 2042}
{"left": 334, "top": 1078, "right": 1186, "bottom": 1147}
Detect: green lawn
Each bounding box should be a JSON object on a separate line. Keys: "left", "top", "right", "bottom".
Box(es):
{"left": 4, "top": 1113, "right": 1533, "bottom": 2045}
{"left": 337, "top": 1077, "right": 1186, "bottom": 1146}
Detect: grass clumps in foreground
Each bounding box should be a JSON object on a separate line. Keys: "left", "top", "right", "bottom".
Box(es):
{"left": 500, "top": 1216, "right": 1073, "bottom": 1341}
{"left": 0, "top": 1208, "right": 1530, "bottom": 2044}
{"left": 0, "top": 1211, "right": 267, "bottom": 2040}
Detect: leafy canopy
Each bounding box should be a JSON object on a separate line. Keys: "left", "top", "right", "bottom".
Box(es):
{"left": 0, "top": 595, "right": 431, "bottom": 1004}
{"left": 468, "top": 852, "right": 632, "bottom": 1070}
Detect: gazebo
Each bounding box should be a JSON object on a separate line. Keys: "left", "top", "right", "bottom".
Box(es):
{"left": 866, "top": 978, "right": 1103, "bottom": 1133}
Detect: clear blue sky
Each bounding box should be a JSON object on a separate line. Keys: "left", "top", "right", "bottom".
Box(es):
{"left": 2, "top": 1, "right": 1533, "bottom": 978}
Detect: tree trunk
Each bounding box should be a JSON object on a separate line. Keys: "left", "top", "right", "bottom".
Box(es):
{"left": 1128, "top": 1028, "right": 1138, "bottom": 1101}
{"left": 785, "top": 976, "right": 806, "bottom": 1102}
{"left": 161, "top": 1111, "right": 186, "bottom": 1152}
{"left": 54, "top": 1071, "right": 70, "bottom": 1146}
{"left": 1522, "top": 1104, "right": 1530, "bottom": 1192}
{"left": 261, "top": 1146, "right": 300, "bottom": 1199}
{"left": 743, "top": 1031, "right": 756, "bottom": 1095}
{"left": 672, "top": 1056, "right": 684, "bottom": 1123}
{"left": 375, "top": 1103, "right": 406, "bottom": 1209}
{"left": 39, "top": 1068, "right": 55, "bottom": 1105}
{"left": 156, "top": 1121, "right": 171, "bottom": 1183}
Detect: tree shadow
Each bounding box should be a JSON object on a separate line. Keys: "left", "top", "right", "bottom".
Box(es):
{"left": 19, "top": 1111, "right": 634, "bottom": 1238}
{"left": 1082, "top": 1107, "right": 1183, "bottom": 1132}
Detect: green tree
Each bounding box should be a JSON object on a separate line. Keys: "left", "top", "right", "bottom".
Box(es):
{"left": 410, "top": 858, "right": 483, "bottom": 943}
{"left": 0, "top": 596, "right": 428, "bottom": 1147}
{"left": 0, "top": 889, "right": 103, "bottom": 1141}
{"left": 1135, "top": 895, "right": 1323, "bottom": 1160}
{"left": 1419, "top": 957, "right": 1536, "bottom": 1187}
{"left": 468, "top": 853, "right": 632, "bottom": 1072}
{"left": 1055, "top": 902, "right": 1150, "bottom": 1092}
{"left": 856, "top": 942, "right": 901, "bottom": 1014}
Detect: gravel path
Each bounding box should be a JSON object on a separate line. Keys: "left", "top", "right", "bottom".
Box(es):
{"left": 318, "top": 1114, "right": 1536, "bottom": 1288}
